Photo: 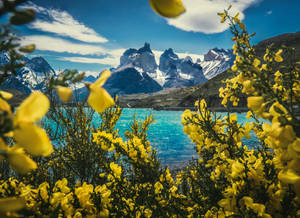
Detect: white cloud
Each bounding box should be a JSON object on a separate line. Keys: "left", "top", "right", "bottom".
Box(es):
{"left": 266, "top": 10, "right": 272, "bottom": 15}
{"left": 58, "top": 48, "right": 125, "bottom": 67}
{"left": 21, "top": 35, "right": 107, "bottom": 55}
{"left": 59, "top": 48, "right": 203, "bottom": 68}
{"left": 25, "top": 2, "right": 108, "bottom": 43}
{"left": 166, "top": 0, "right": 261, "bottom": 34}
{"left": 60, "top": 56, "right": 119, "bottom": 67}
{"left": 81, "top": 71, "right": 100, "bottom": 77}
{"left": 177, "top": 52, "right": 204, "bottom": 62}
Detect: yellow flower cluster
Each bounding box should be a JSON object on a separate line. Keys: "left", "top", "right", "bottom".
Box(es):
{"left": 0, "top": 177, "right": 113, "bottom": 217}
{"left": 1, "top": 5, "right": 300, "bottom": 217}
{"left": 0, "top": 92, "right": 53, "bottom": 173}
{"left": 184, "top": 11, "right": 300, "bottom": 217}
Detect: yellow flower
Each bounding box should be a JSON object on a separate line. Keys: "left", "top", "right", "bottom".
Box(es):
{"left": 14, "top": 123, "right": 53, "bottom": 156}
{"left": 253, "top": 58, "right": 261, "bottom": 68}
{"left": 0, "top": 91, "right": 13, "bottom": 100}
{"left": 218, "top": 13, "right": 226, "bottom": 23}
{"left": 274, "top": 49, "right": 283, "bottom": 62}
{"left": 229, "top": 113, "right": 237, "bottom": 122}
{"left": 14, "top": 91, "right": 49, "bottom": 124}
{"left": 0, "top": 197, "right": 25, "bottom": 213}
{"left": 231, "top": 64, "right": 238, "bottom": 71}
{"left": 144, "top": 208, "right": 152, "bottom": 218}
{"left": 149, "top": 0, "right": 186, "bottom": 18}
{"left": 56, "top": 86, "right": 72, "bottom": 102}
{"left": 9, "top": 92, "right": 53, "bottom": 169}
{"left": 154, "top": 181, "right": 163, "bottom": 194}
{"left": 88, "top": 70, "right": 114, "bottom": 113}
{"left": 99, "top": 209, "right": 109, "bottom": 217}
{"left": 7, "top": 147, "right": 37, "bottom": 174}
{"left": 109, "top": 162, "right": 122, "bottom": 179}
{"left": 278, "top": 169, "right": 300, "bottom": 184}
{"left": 291, "top": 138, "right": 300, "bottom": 152}
{"left": 0, "top": 98, "right": 12, "bottom": 115}
{"left": 233, "top": 13, "right": 240, "bottom": 23}
{"left": 231, "top": 160, "right": 244, "bottom": 178}
{"left": 39, "top": 182, "right": 50, "bottom": 201}
{"left": 247, "top": 96, "right": 264, "bottom": 112}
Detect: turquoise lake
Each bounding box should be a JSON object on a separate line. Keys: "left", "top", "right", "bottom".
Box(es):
{"left": 90, "top": 109, "right": 259, "bottom": 166}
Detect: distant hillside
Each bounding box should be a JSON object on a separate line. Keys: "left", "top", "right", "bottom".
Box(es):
{"left": 255, "top": 31, "right": 300, "bottom": 57}
{"left": 123, "top": 31, "right": 300, "bottom": 110}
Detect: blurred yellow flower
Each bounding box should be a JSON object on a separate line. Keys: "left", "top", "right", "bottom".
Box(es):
{"left": 14, "top": 123, "right": 53, "bottom": 156}
{"left": 56, "top": 86, "right": 73, "bottom": 102}
{"left": 7, "top": 147, "right": 37, "bottom": 174}
{"left": 278, "top": 169, "right": 300, "bottom": 184}
{"left": 14, "top": 92, "right": 53, "bottom": 157}
{"left": 149, "top": 0, "right": 186, "bottom": 18}
{"left": 88, "top": 70, "right": 114, "bottom": 113}
{"left": 0, "top": 197, "right": 25, "bottom": 213}
{"left": 14, "top": 91, "right": 49, "bottom": 124}
{"left": 0, "top": 90, "right": 13, "bottom": 100}
{"left": 218, "top": 13, "right": 226, "bottom": 23}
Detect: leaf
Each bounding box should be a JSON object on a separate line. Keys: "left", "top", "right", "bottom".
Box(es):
{"left": 9, "top": 9, "right": 35, "bottom": 25}
{"left": 149, "top": 0, "right": 186, "bottom": 18}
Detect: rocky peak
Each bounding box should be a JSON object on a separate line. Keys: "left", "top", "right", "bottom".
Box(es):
{"left": 119, "top": 42, "right": 157, "bottom": 74}
{"left": 0, "top": 52, "right": 56, "bottom": 91}
{"left": 159, "top": 48, "right": 179, "bottom": 73}
{"left": 204, "top": 48, "right": 234, "bottom": 62}
{"left": 161, "top": 48, "right": 179, "bottom": 60}
{"left": 182, "top": 56, "right": 193, "bottom": 63}
{"left": 138, "top": 42, "right": 152, "bottom": 53}
{"left": 26, "top": 56, "right": 55, "bottom": 76}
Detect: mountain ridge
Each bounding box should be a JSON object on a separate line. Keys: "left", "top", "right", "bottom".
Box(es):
{"left": 118, "top": 31, "right": 300, "bottom": 109}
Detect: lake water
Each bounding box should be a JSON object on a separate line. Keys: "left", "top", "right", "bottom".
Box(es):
{"left": 90, "top": 108, "right": 259, "bottom": 166}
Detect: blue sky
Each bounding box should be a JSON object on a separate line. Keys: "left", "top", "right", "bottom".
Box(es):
{"left": 6, "top": 0, "right": 300, "bottom": 76}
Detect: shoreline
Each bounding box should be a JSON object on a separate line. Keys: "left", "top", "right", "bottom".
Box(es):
{"left": 49, "top": 104, "right": 249, "bottom": 113}
{"left": 121, "top": 106, "right": 249, "bottom": 113}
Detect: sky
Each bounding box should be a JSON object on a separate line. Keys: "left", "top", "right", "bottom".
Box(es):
{"left": 3, "top": 0, "right": 300, "bottom": 76}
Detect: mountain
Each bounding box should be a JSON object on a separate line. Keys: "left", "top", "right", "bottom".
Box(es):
{"left": 120, "top": 31, "right": 300, "bottom": 110}
{"left": 199, "top": 48, "right": 235, "bottom": 79}
{"left": 120, "top": 42, "right": 158, "bottom": 74}
{"left": 159, "top": 48, "right": 207, "bottom": 88}
{"left": 255, "top": 31, "right": 300, "bottom": 57}
{"left": 0, "top": 42, "right": 236, "bottom": 101}
{"left": 111, "top": 43, "right": 209, "bottom": 94}
{"left": 17, "top": 56, "right": 56, "bottom": 91}
{"left": 83, "top": 75, "right": 97, "bottom": 83}
{"left": 0, "top": 52, "right": 56, "bottom": 93}
{"left": 0, "top": 76, "right": 31, "bottom": 96}
{"left": 104, "top": 67, "right": 162, "bottom": 95}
